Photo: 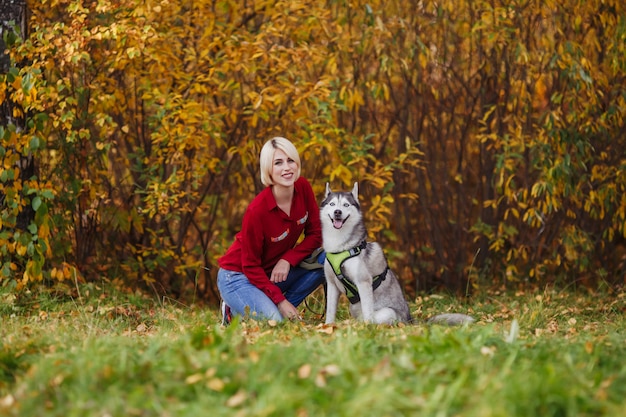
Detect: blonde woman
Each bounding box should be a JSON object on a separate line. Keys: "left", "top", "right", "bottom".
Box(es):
{"left": 217, "top": 137, "right": 325, "bottom": 324}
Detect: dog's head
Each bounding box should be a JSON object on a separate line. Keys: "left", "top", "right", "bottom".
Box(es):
{"left": 320, "top": 182, "right": 361, "bottom": 230}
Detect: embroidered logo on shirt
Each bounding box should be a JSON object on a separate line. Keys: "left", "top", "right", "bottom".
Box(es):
{"left": 271, "top": 229, "right": 289, "bottom": 242}
{"left": 296, "top": 212, "right": 308, "bottom": 225}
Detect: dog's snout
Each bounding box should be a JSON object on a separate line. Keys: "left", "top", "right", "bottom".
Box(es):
{"left": 333, "top": 209, "right": 342, "bottom": 218}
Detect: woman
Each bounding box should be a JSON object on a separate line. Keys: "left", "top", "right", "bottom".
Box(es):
{"left": 217, "top": 137, "right": 325, "bottom": 323}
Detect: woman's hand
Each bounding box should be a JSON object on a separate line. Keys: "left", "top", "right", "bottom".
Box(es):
{"left": 277, "top": 299, "right": 301, "bottom": 320}
{"left": 270, "top": 259, "right": 291, "bottom": 283}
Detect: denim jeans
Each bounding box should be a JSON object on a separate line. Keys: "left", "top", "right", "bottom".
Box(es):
{"left": 217, "top": 261, "right": 325, "bottom": 322}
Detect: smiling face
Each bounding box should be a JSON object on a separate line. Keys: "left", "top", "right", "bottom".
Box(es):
{"left": 271, "top": 148, "right": 299, "bottom": 188}
{"left": 320, "top": 190, "right": 360, "bottom": 230}
{"left": 320, "top": 183, "right": 367, "bottom": 251}
{"left": 259, "top": 137, "right": 301, "bottom": 187}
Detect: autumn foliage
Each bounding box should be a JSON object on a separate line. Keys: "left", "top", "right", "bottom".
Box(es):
{"left": 1, "top": 0, "right": 624, "bottom": 300}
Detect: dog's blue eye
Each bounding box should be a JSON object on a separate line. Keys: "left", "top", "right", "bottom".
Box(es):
{"left": 343, "top": 203, "right": 349, "bottom": 207}
{"left": 330, "top": 202, "right": 335, "bottom": 206}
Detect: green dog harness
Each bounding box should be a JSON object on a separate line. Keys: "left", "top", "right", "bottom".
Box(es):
{"left": 326, "top": 240, "right": 389, "bottom": 304}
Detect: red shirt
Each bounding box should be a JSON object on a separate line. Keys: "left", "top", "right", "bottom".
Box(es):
{"left": 218, "top": 177, "right": 322, "bottom": 304}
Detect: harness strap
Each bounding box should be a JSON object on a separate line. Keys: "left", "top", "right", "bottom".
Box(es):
{"left": 326, "top": 241, "right": 388, "bottom": 304}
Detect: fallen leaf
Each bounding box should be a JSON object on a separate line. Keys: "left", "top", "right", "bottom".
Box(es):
{"left": 207, "top": 377, "right": 225, "bottom": 391}
{"left": 314, "top": 373, "right": 326, "bottom": 387}
{"left": 226, "top": 389, "right": 247, "bottom": 407}
{"left": 480, "top": 346, "right": 496, "bottom": 356}
{"left": 320, "top": 364, "right": 340, "bottom": 376}
{"left": 185, "top": 373, "right": 203, "bottom": 384}
{"left": 316, "top": 324, "right": 335, "bottom": 334}
{"left": 0, "top": 394, "right": 15, "bottom": 408}
{"left": 298, "top": 364, "right": 312, "bottom": 379}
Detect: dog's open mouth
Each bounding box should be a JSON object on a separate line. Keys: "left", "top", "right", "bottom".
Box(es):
{"left": 329, "top": 214, "right": 349, "bottom": 229}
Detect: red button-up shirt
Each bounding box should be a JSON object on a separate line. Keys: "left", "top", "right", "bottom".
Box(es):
{"left": 218, "top": 177, "right": 322, "bottom": 304}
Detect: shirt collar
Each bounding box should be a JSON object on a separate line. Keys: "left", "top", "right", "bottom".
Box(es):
{"left": 262, "top": 178, "right": 300, "bottom": 212}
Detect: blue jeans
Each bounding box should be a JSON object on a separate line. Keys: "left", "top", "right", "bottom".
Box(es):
{"left": 217, "top": 263, "right": 325, "bottom": 322}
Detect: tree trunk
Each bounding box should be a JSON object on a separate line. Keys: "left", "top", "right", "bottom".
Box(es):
{"left": 1, "top": 0, "right": 34, "bottom": 230}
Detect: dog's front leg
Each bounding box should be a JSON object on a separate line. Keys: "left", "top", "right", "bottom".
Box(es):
{"left": 324, "top": 279, "right": 341, "bottom": 324}
{"left": 355, "top": 278, "right": 375, "bottom": 323}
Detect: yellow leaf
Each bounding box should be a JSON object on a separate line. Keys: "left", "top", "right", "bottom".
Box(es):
{"left": 316, "top": 324, "right": 335, "bottom": 334}
{"left": 226, "top": 390, "right": 247, "bottom": 407}
{"left": 38, "top": 222, "right": 50, "bottom": 239}
{"left": 0, "top": 394, "right": 15, "bottom": 408}
{"left": 207, "top": 377, "right": 225, "bottom": 392}
{"left": 320, "top": 364, "right": 340, "bottom": 376}
{"left": 185, "top": 373, "right": 204, "bottom": 385}
{"left": 315, "top": 373, "right": 327, "bottom": 387}
{"left": 298, "top": 364, "right": 312, "bottom": 379}
{"left": 329, "top": 165, "right": 352, "bottom": 186}
{"left": 253, "top": 95, "right": 263, "bottom": 109}
{"left": 480, "top": 346, "right": 496, "bottom": 356}
{"left": 369, "top": 176, "right": 387, "bottom": 189}
{"left": 483, "top": 199, "right": 496, "bottom": 209}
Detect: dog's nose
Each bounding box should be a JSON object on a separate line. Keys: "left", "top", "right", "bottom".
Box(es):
{"left": 334, "top": 209, "right": 342, "bottom": 218}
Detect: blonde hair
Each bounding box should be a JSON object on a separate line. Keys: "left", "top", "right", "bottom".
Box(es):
{"left": 259, "top": 137, "right": 301, "bottom": 186}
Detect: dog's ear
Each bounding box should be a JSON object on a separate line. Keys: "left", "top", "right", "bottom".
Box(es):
{"left": 351, "top": 182, "right": 359, "bottom": 201}
{"left": 325, "top": 182, "right": 331, "bottom": 198}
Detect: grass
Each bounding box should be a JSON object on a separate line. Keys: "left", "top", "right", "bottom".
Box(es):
{"left": 1, "top": 284, "right": 626, "bottom": 416}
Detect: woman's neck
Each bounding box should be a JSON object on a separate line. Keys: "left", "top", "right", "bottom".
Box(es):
{"left": 272, "top": 184, "right": 294, "bottom": 215}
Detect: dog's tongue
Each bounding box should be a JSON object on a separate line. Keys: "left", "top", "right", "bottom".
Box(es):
{"left": 333, "top": 219, "right": 343, "bottom": 229}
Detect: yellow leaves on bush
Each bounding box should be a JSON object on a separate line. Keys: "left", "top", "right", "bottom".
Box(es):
{"left": 339, "top": 87, "right": 365, "bottom": 112}
{"left": 15, "top": 244, "right": 27, "bottom": 257}
{"left": 367, "top": 194, "right": 394, "bottom": 235}
{"left": 50, "top": 263, "right": 78, "bottom": 282}
{"left": 327, "top": 165, "right": 352, "bottom": 186}
{"left": 367, "top": 175, "right": 388, "bottom": 190}
{"left": 4, "top": 0, "right": 621, "bottom": 296}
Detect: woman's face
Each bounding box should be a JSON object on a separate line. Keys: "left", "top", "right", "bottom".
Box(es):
{"left": 271, "top": 148, "right": 298, "bottom": 188}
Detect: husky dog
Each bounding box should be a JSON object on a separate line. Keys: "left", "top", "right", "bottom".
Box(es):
{"left": 320, "top": 182, "right": 474, "bottom": 326}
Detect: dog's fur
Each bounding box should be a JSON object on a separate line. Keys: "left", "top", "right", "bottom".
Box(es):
{"left": 320, "top": 182, "right": 474, "bottom": 326}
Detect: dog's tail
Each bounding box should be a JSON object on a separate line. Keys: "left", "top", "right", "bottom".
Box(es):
{"left": 425, "top": 313, "right": 475, "bottom": 326}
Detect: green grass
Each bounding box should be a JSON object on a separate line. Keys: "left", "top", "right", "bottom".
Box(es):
{"left": 1, "top": 284, "right": 626, "bottom": 416}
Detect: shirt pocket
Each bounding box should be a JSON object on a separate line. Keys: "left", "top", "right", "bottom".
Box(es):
{"left": 270, "top": 228, "right": 290, "bottom": 242}
{"left": 296, "top": 211, "right": 308, "bottom": 225}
